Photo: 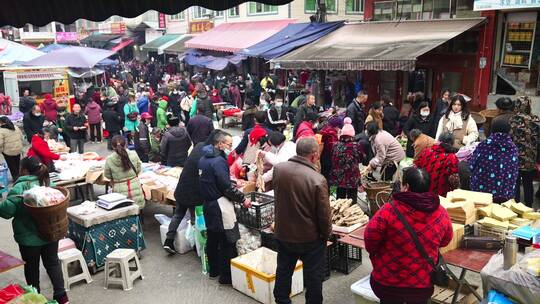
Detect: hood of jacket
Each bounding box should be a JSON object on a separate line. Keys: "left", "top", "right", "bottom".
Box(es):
{"left": 320, "top": 125, "right": 338, "bottom": 139}
{"left": 43, "top": 98, "right": 56, "bottom": 108}
{"left": 167, "top": 126, "right": 188, "bottom": 138}
{"left": 202, "top": 144, "right": 224, "bottom": 159}
{"left": 393, "top": 191, "right": 440, "bottom": 212}
{"left": 159, "top": 100, "right": 168, "bottom": 110}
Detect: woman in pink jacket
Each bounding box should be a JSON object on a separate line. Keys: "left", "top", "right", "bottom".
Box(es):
{"left": 84, "top": 99, "right": 103, "bottom": 143}
{"left": 40, "top": 94, "right": 58, "bottom": 123}
{"left": 365, "top": 121, "right": 405, "bottom": 181}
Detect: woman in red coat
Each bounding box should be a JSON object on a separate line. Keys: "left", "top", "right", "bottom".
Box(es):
{"left": 365, "top": 167, "right": 453, "bottom": 304}
{"left": 27, "top": 128, "right": 64, "bottom": 171}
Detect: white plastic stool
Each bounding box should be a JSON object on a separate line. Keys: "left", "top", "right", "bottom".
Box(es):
{"left": 58, "top": 248, "right": 93, "bottom": 291}
{"left": 104, "top": 248, "right": 143, "bottom": 291}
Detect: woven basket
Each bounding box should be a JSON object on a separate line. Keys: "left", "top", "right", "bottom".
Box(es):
{"left": 24, "top": 187, "right": 70, "bottom": 242}
{"left": 479, "top": 109, "right": 499, "bottom": 136}
{"left": 364, "top": 181, "right": 392, "bottom": 202}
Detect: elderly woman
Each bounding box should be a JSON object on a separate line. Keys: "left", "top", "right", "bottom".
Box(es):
{"left": 435, "top": 95, "right": 478, "bottom": 149}
{"left": 365, "top": 121, "right": 405, "bottom": 181}
{"left": 365, "top": 167, "right": 453, "bottom": 304}
{"left": 470, "top": 119, "right": 519, "bottom": 203}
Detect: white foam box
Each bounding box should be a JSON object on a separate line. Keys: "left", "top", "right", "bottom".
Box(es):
{"left": 351, "top": 275, "right": 380, "bottom": 304}
{"left": 231, "top": 247, "right": 303, "bottom": 304}
{"left": 159, "top": 224, "right": 193, "bottom": 254}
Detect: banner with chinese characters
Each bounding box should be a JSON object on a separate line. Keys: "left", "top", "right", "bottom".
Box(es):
{"left": 158, "top": 13, "right": 167, "bottom": 29}
{"left": 54, "top": 79, "right": 70, "bottom": 98}
{"left": 474, "top": 0, "right": 540, "bottom": 11}
{"left": 56, "top": 32, "right": 78, "bottom": 43}
{"left": 189, "top": 21, "right": 214, "bottom": 34}
{"left": 110, "top": 22, "right": 126, "bottom": 34}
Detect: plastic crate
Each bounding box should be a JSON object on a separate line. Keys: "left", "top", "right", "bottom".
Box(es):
{"left": 329, "top": 241, "right": 362, "bottom": 274}
{"left": 474, "top": 222, "right": 511, "bottom": 241}
{"left": 234, "top": 192, "right": 274, "bottom": 230}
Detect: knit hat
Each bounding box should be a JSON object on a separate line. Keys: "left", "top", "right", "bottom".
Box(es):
{"left": 141, "top": 112, "right": 153, "bottom": 120}
{"left": 161, "top": 96, "right": 169, "bottom": 102}
{"left": 341, "top": 117, "right": 355, "bottom": 137}
{"left": 495, "top": 97, "right": 514, "bottom": 111}
{"left": 328, "top": 115, "right": 344, "bottom": 129}
{"left": 490, "top": 116, "right": 511, "bottom": 134}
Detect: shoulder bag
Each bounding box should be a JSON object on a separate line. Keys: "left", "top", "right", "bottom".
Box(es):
{"left": 389, "top": 201, "right": 450, "bottom": 287}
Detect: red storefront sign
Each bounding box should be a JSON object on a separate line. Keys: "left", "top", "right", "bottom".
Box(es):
{"left": 110, "top": 22, "right": 126, "bottom": 34}
{"left": 158, "top": 13, "right": 167, "bottom": 29}
{"left": 189, "top": 21, "right": 214, "bottom": 34}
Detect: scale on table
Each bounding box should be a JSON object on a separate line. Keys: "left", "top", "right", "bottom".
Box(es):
{"left": 96, "top": 193, "right": 134, "bottom": 210}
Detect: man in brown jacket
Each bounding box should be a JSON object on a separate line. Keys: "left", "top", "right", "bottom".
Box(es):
{"left": 272, "top": 137, "right": 332, "bottom": 304}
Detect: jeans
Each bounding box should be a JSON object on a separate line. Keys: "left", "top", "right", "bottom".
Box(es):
{"left": 336, "top": 187, "right": 358, "bottom": 204}
{"left": 274, "top": 240, "right": 325, "bottom": 304}
{"left": 19, "top": 242, "right": 66, "bottom": 299}
{"left": 70, "top": 139, "right": 85, "bottom": 154}
{"left": 166, "top": 204, "right": 195, "bottom": 240}
{"left": 515, "top": 169, "right": 536, "bottom": 207}
{"left": 3, "top": 153, "right": 20, "bottom": 181}
{"left": 206, "top": 230, "right": 237, "bottom": 284}
{"left": 89, "top": 123, "right": 102, "bottom": 142}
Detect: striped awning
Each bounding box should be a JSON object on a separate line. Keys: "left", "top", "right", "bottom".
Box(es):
{"left": 271, "top": 18, "right": 486, "bottom": 71}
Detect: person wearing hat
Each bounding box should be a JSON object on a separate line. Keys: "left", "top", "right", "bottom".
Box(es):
{"left": 295, "top": 112, "right": 319, "bottom": 142}
{"left": 470, "top": 119, "right": 519, "bottom": 203}
{"left": 103, "top": 102, "right": 124, "bottom": 150}
{"left": 329, "top": 117, "right": 364, "bottom": 204}
{"left": 156, "top": 97, "right": 170, "bottom": 130}
{"left": 134, "top": 112, "right": 153, "bottom": 162}
{"left": 488, "top": 97, "right": 515, "bottom": 137}
{"left": 319, "top": 114, "right": 344, "bottom": 181}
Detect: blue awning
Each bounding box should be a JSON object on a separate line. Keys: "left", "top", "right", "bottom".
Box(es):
{"left": 239, "top": 21, "right": 344, "bottom": 60}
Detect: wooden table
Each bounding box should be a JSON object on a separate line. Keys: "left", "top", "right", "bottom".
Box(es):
{"left": 55, "top": 177, "right": 95, "bottom": 203}
{"left": 443, "top": 248, "right": 496, "bottom": 304}
{"left": 0, "top": 250, "right": 24, "bottom": 273}
{"left": 336, "top": 226, "right": 366, "bottom": 249}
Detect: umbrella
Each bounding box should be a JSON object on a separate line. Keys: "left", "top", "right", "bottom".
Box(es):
{"left": 23, "top": 46, "right": 115, "bottom": 68}
{"left": 0, "top": 38, "right": 44, "bottom": 65}
{"left": 38, "top": 43, "right": 71, "bottom": 53}
{"left": 68, "top": 68, "right": 105, "bottom": 78}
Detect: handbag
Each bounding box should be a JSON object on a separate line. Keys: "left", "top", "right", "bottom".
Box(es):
{"left": 389, "top": 201, "right": 450, "bottom": 287}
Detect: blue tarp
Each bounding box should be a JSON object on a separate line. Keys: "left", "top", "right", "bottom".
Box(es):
{"left": 239, "top": 21, "right": 344, "bottom": 60}
{"left": 184, "top": 49, "right": 246, "bottom": 71}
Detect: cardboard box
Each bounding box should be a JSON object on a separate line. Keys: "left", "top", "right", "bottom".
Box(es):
{"left": 141, "top": 181, "right": 167, "bottom": 201}
{"left": 440, "top": 224, "right": 465, "bottom": 254}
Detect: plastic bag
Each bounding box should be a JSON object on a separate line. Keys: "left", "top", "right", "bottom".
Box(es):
{"left": 0, "top": 284, "right": 25, "bottom": 304}
{"left": 154, "top": 214, "right": 171, "bottom": 226}
{"left": 486, "top": 290, "right": 513, "bottom": 304}
{"left": 185, "top": 223, "right": 195, "bottom": 248}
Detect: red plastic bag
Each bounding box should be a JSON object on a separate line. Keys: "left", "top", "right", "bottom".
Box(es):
{"left": 0, "top": 284, "right": 25, "bottom": 304}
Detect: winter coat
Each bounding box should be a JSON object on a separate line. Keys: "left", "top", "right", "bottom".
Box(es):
{"left": 470, "top": 133, "right": 519, "bottom": 202}
{"left": 198, "top": 145, "right": 244, "bottom": 240}
{"left": 23, "top": 112, "right": 45, "bottom": 141}
{"left": 273, "top": 155, "right": 332, "bottom": 243}
{"left": 40, "top": 97, "right": 58, "bottom": 122}
{"left": 369, "top": 130, "right": 406, "bottom": 169}
{"left": 435, "top": 113, "right": 479, "bottom": 149}
{"left": 104, "top": 150, "right": 145, "bottom": 208}
{"left": 84, "top": 101, "right": 102, "bottom": 124}
{"left": 191, "top": 96, "right": 213, "bottom": 119}
{"left": 365, "top": 109, "right": 384, "bottom": 130}
{"left": 346, "top": 100, "right": 366, "bottom": 134}
{"left": 294, "top": 104, "right": 318, "bottom": 126}
{"left": 123, "top": 103, "right": 140, "bottom": 132}
{"left": 65, "top": 113, "right": 87, "bottom": 140}
{"left": 266, "top": 105, "right": 288, "bottom": 131}
{"left": 403, "top": 114, "right": 436, "bottom": 158}
{"left": 330, "top": 137, "right": 364, "bottom": 188}
{"left": 414, "top": 144, "right": 458, "bottom": 196}
{"left": 168, "top": 92, "right": 182, "bottom": 116}
{"left": 509, "top": 113, "right": 540, "bottom": 171}
{"left": 103, "top": 109, "right": 123, "bottom": 133}
{"left": 187, "top": 114, "right": 214, "bottom": 146}
{"left": 0, "top": 126, "right": 24, "bottom": 156}
{"left": 27, "top": 135, "right": 60, "bottom": 167}
{"left": 174, "top": 142, "right": 207, "bottom": 207}
{"left": 0, "top": 175, "right": 50, "bottom": 246}
{"left": 433, "top": 98, "right": 449, "bottom": 127}
{"left": 295, "top": 121, "right": 315, "bottom": 141}
{"left": 365, "top": 191, "right": 453, "bottom": 289}
{"left": 19, "top": 96, "right": 36, "bottom": 114}
{"left": 413, "top": 134, "right": 435, "bottom": 160}
{"left": 134, "top": 122, "right": 151, "bottom": 154}
{"left": 137, "top": 95, "right": 149, "bottom": 114}
{"left": 56, "top": 109, "right": 68, "bottom": 131}
{"left": 156, "top": 100, "right": 169, "bottom": 130}
{"left": 383, "top": 104, "right": 400, "bottom": 136}
{"left": 320, "top": 126, "right": 339, "bottom": 179}
{"left": 161, "top": 126, "right": 192, "bottom": 167}
{"left": 234, "top": 125, "right": 273, "bottom": 155}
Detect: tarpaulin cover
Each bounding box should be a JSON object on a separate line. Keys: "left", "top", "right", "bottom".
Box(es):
{"left": 239, "top": 21, "right": 344, "bottom": 59}
{"left": 38, "top": 43, "right": 71, "bottom": 53}
{"left": 271, "top": 18, "right": 486, "bottom": 71}
{"left": 0, "top": 38, "right": 44, "bottom": 65}
{"left": 67, "top": 67, "right": 105, "bottom": 78}
{"left": 111, "top": 39, "right": 134, "bottom": 52}
{"left": 185, "top": 19, "right": 294, "bottom": 53}
{"left": 141, "top": 34, "right": 184, "bottom": 54}
{"left": 0, "top": 0, "right": 293, "bottom": 27}
{"left": 163, "top": 35, "right": 194, "bottom": 55}
{"left": 23, "top": 46, "right": 115, "bottom": 68}
{"left": 80, "top": 34, "right": 122, "bottom": 49}
{"left": 184, "top": 50, "right": 246, "bottom": 71}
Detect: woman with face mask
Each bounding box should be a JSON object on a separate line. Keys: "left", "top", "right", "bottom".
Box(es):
{"left": 403, "top": 101, "right": 436, "bottom": 158}
{"left": 435, "top": 95, "right": 479, "bottom": 149}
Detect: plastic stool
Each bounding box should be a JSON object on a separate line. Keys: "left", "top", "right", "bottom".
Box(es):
{"left": 58, "top": 238, "right": 76, "bottom": 253}
{"left": 58, "top": 248, "right": 93, "bottom": 291}
{"left": 104, "top": 249, "right": 143, "bottom": 291}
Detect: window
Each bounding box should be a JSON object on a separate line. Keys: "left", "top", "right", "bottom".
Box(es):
{"left": 346, "top": 0, "right": 364, "bottom": 13}
{"left": 305, "top": 0, "right": 337, "bottom": 13}
{"left": 248, "top": 2, "right": 278, "bottom": 14}
{"left": 432, "top": 0, "right": 451, "bottom": 19}
{"left": 23, "top": 24, "right": 32, "bottom": 32}
{"left": 192, "top": 6, "right": 211, "bottom": 19}
{"left": 229, "top": 6, "right": 240, "bottom": 17}
{"left": 214, "top": 10, "right": 224, "bottom": 18}
{"left": 170, "top": 12, "right": 185, "bottom": 20}
{"left": 374, "top": 1, "right": 395, "bottom": 20}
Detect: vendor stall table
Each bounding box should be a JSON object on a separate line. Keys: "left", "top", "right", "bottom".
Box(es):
{"left": 442, "top": 248, "right": 496, "bottom": 304}
{"left": 0, "top": 250, "right": 24, "bottom": 273}
{"left": 67, "top": 204, "right": 145, "bottom": 273}
{"left": 220, "top": 109, "right": 243, "bottom": 128}
{"left": 54, "top": 177, "right": 95, "bottom": 203}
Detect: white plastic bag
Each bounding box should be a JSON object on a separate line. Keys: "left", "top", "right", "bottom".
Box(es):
{"left": 154, "top": 214, "right": 171, "bottom": 226}
{"left": 185, "top": 223, "right": 195, "bottom": 248}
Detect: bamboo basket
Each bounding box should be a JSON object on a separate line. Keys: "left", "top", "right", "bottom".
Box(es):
{"left": 24, "top": 187, "right": 70, "bottom": 242}
{"left": 478, "top": 109, "right": 499, "bottom": 137}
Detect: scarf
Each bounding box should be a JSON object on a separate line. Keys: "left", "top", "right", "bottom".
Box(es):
{"left": 249, "top": 124, "right": 267, "bottom": 145}
{"left": 445, "top": 111, "right": 464, "bottom": 132}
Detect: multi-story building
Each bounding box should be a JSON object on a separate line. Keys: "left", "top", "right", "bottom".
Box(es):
{"left": 17, "top": 22, "right": 78, "bottom": 46}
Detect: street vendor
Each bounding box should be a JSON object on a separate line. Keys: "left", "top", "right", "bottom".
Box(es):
{"left": 258, "top": 132, "right": 296, "bottom": 185}
{"left": 0, "top": 156, "right": 69, "bottom": 304}
{"left": 27, "top": 128, "right": 65, "bottom": 172}
{"left": 364, "top": 121, "right": 405, "bottom": 181}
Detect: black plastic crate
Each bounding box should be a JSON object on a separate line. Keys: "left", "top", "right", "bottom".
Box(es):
{"left": 234, "top": 192, "right": 275, "bottom": 230}
{"left": 329, "top": 241, "right": 362, "bottom": 274}
{"left": 260, "top": 228, "right": 278, "bottom": 251}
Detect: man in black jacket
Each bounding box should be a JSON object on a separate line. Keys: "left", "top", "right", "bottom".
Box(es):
{"left": 64, "top": 103, "right": 87, "bottom": 153}
{"left": 134, "top": 112, "right": 152, "bottom": 161}
{"left": 382, "top": 96, "right": 400, "bottom": 136}
{"left": 196, "top": 89, "right": 214, "bottom": 120}
{"left": 160, "top": 116, "right": 192, "bottom": 167}
{"left": 294, "top": 94, "right": 318, "bottom": 136}
{"left": 164, "top": 129, "right": 224, "bottom": 254}
{"left": 187, "top": 103, "right": 214, "bottom": 145}
{"left": 103, "top": 102, "right": 123, "bottom": 150}
{"left": 19, "top": 89, "right": 36, "bottom": 114}
{"left": 23, "top": 105, "right": 45, "bottom": 143}
{"left": 346, "top": 91, "right": 367, "bottom": 134}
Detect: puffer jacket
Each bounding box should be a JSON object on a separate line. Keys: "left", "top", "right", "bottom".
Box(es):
{"left": 346, "top": 100, "right": 366, "bottom": 134}
{"left": 0, "top": 126, "right": 24, "bottom": 156}
{"left": 134, "top": 122, "right": 151, "bottom": 154}
{"left": 84, "top": 101, "right": 102, "bottom": 124}
{"left": 40, "top": 96, "right": 58, "bottom": 122}
{"left": 295, "top": 121, "right": 315, "bottom": 141}
{"left": 330, "top": 137, "right": 364, "bottom": 188}
{"left": 174, "top": 142, "right": 207, "bottom": 207}
{"left": 369, "top": 130, "right": 406, "bottom": 169}
{"left": 320, "top": 126, "right": 339, "bottom": 179}
{"left": 156, "top": 100, "right": 169, "bottom": 130}
{"left": 104, "top": 150, "right": 145, "bottom": 208}
{"left": 160, "top": 126, "right": 192, "bottom": 167}
{"left": 414, "top": 144, "right": 458, "bottom": 196}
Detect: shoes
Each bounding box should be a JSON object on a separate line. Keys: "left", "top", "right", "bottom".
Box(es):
{"left": 91, "top": 141, "right": 96, "bottom": 144}
{"left": 163, "top": 238, "right": 176, "bottom": 254}
{"left": 97, "top": 141, "right": 102, "bottom": 143}
{"left": 208, "top": 273, "right": 219, "bottom": 280}
{"left": 54, "top": 294, "right": 69, "bottom": 304}
{"left": 218, "top": 277, "right": 232, "bottom": 285}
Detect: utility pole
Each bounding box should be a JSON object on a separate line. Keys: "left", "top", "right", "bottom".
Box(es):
{"left": 316, "top": 0, "right": 327, "bottom": 23}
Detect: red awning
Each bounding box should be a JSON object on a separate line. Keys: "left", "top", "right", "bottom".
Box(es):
{"left": 111, "top": 39, "right": 134, "bottom": 52}
{"left": 185, "top": 19, "right": 294, "bottom": 53}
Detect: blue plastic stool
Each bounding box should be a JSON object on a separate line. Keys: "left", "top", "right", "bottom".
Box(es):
{"left": 0, "top": 163, "right": 10, "bottom": 196}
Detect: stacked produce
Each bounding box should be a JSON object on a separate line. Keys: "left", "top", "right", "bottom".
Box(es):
{"left": 477, "top": 200, "right": 539, "bottom": 231}
{"left": 23, "top": 186, "right": 66, "bottom": 207}
{"left": 330, "top": 198, "right": 369, "bottom": 227}
{"left": 54, "top": 153, "right": 105, "bottom": 181}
